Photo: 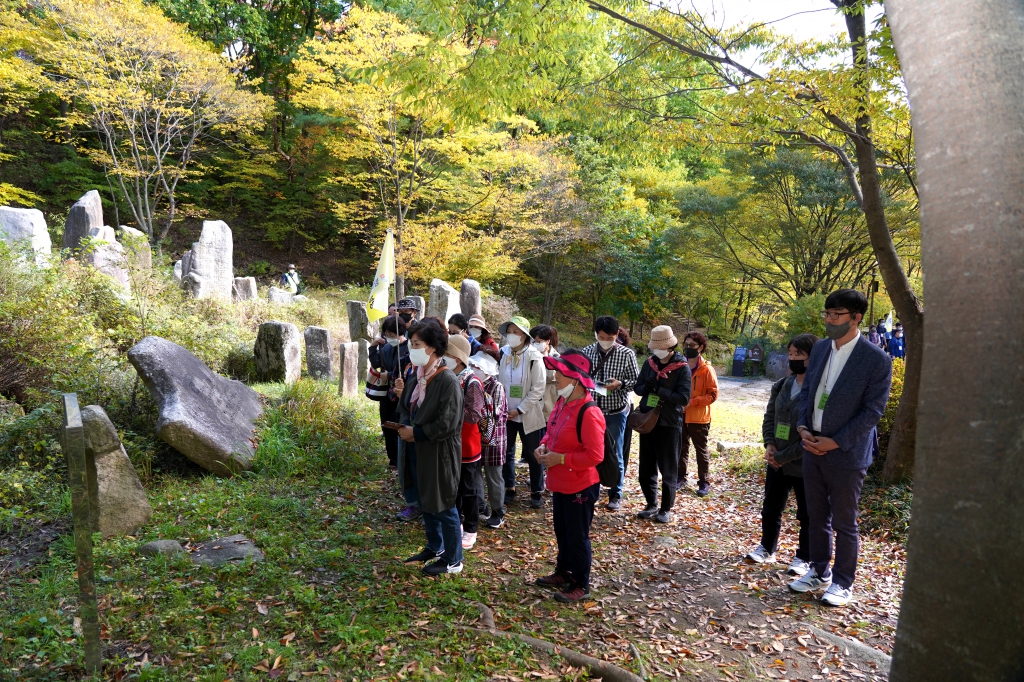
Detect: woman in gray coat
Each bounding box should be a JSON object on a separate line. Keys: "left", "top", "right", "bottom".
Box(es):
{"left": 397, "top": 321, "right": 465, "bottom": 576}
{"left": 745, "top": 333, "right": 819, "bottom": 576}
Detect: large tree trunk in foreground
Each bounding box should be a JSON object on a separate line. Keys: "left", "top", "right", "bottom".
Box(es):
{"left": 887, "top": 1, "right": 1024, "bottom": 679}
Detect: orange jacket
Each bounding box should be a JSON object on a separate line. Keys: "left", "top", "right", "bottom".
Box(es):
{"left": 684, "top": 357, "right": 718, "bottom": 424}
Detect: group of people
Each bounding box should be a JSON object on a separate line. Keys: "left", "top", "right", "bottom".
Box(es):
{"left": 866, "top": 318, "right": 906, "bottom": 359}
{"left": 365, "top": 288, "right": 891, "bottom": 608}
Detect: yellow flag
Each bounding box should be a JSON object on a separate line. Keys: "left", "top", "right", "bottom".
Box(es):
{"left": 367, "top": 229, "right": 395, "bottom": 323}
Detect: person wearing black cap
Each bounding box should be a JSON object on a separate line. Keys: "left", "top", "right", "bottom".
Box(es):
{"left": 396, "top": 298, "right": 419, "bottom": 331}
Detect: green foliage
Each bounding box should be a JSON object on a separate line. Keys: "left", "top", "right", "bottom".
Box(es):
{"left": 878, "top": 357, "right": 905, "bottom": 452}
{"left": 784, "top": 294, "right": 827, "bottom": 340}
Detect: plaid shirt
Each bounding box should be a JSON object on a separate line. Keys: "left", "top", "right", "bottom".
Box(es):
{"left": 581, "top": 342, "right": 639, "bottom": 414}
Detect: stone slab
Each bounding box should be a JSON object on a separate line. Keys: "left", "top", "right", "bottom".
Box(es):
{"left": 232, "top": 276, "right": 257, "bottom": 302}
{"left": 427, "top": 278, "right": 461, "bottom": 323}
{"left": 254, "top": 321, "right": 301, "bottom": 384}
{"left": 304, "top": 326, "right": 334, "bottom": 381}
{"left": 338, "top": 341, "right": 359, "bottom": 397}
{"left": 62, "top": 190, "right": 103, "bottom": 252}
{"left": 346, "top": 300, "right": 378, "bottom": 341}
{"left": 460, "top": 279, "right": 482, "bottom": 317}
{"left": 180, "top": 220, "right": 233, "bottom": 300}
{"left": 191, "top": 534, "right": 264, "bottom": 566}
{"left": 82, "top": 405, "right": 152, "bottom": 537}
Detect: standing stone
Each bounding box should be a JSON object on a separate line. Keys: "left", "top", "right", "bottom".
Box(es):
{"left": 0, "top": 207, "right": 51, "bottom": 265}
{"left": 81, "top": 405, "right": 152, "bottom": 537}
{"left": 232, "top": 277, "right": 257, "bottom": 302}
{"left": 766, "top": 352, "right": 789, "bottom": 380}
{"left": 62, "top": 190, "right": 104, "bottom": 252}
{"left": 338, "top": 342, "right": 359, "bottom": 397}
{"left": 254, "top": 321, "right": 301, "bottom": 384}
{"left": 304, "top": 326, "right": 334, "bottom": 381}
{"left": 460, "top": 279, "right": 482, "bottom": 317}
{"left": 428, "top": 279, "right": 461, "bottom": 323}
{"left": 180, "top": 220, "right": 233, "bottom": 301}
{"left": 347, "top": 300, "right": 378, "bottom": 341}
{"left": 407, "top": 295, "right": 426, "bottom": 321}
{"left": 127, "top": 336, "right": 263, "bottom": 475}
{"left": 268, "top": 286, "right": 294, "bottom": 304}
{"left": 83, "top": 226, "right": 130, "bottom": 292}
{"left": 173, "top": 260, "right": 182, "bottom": 281}
{"left": 358, "top": 339, "right": 369, "bottom": 385}
{"left": 118, "top": 225, "right": 151, "bottom": 269}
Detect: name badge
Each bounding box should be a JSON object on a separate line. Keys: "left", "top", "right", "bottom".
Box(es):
{"left": 594, "top": 385, "right": 608, "bottom": 397}
{"left": 647, "top": 394, "right": 660, "bottom": 407}
{"left": 775, "top": 424, "right": 791, "bottom": 440}
{"left": 510, "top": 385, "right": 523, "bottom": 399}
{"left": 818, "top": 392, "right": 829, "bottom": 410}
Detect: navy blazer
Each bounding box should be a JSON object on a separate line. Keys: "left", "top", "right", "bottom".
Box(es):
{"left": 798, "top": 336, "right": 892, "bottom": 470}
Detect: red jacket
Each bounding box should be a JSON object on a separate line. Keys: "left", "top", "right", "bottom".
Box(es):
{"left": 540, "top": 397, "right": 606, "bottom": 494}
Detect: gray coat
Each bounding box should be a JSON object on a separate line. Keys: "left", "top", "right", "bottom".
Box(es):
{"left": 762, "top": 375, "right": 805, "bottom": 477}
{"left": 398, "top": 367, "right": 463, "bottom": 514}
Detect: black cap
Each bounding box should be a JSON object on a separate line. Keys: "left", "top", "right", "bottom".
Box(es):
{"left": 396, "top": 298, "right": 417, "bottom": 310}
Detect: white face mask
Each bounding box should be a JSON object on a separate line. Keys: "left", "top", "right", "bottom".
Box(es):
{"left": 506, "top": 333, "right": 523, "bottom": 348}
{"left": 469, "top": 328, "right": 482, "bottom": 339}
{"left": 594, "top": 332, "right": 615, "bottom": 351}
{"left": 532, "top": 340, "right": 548, "bottom": 353}
{"left": 386, "top": 336, "right": 400, "bottom": 347}
{"left": 409, "top": 347, "right": 431, "bottom": 367}
{"left": 651, "top": 348, "right": 672, "bottom": 360}
{"left": 557, "top": 381, "right": 577, "bottom": 399}
{"left": 442, "top": 356, "right": 458, "bottom": 370}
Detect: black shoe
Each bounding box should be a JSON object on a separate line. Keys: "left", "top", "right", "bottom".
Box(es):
{"left": 504, "top": 488, "right": 516, "bottom": 505}
{"left": 404, "top": 548, "right": 441, "bottom": 563}
{"left": 604, "top": 497, "right": 621, "bottom": 512}
{"left": 553, "top": 585, "right": 590, "bottom": 603}
{"left": 697, "top": 482, "right": 711, "bottom": 497}
{"left": 637, "top": 505, "right": 658, "bottom": 520}
{"left": 530, "top": 495, "right": 543, "bottom": 510}
{"left": 654, "top": 510, "right": 672, "bottom": 523}
{"left": 483, "top": 513, "right": 505, "bottom": 529}
{"left": 422, "top": 560, "right": 464, "bottom": 576}
{"left": 535, "top": 572, "right": 570, "bottom": 588}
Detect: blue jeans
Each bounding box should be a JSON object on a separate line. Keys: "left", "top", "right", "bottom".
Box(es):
{"left": 398, "top": 441, "right": 419, "bottom": 507}
{"left": 422, "top": 507, "right": 464, "bottom": 566}
{"left": 604, "top": 409, "right": 628, "bottom": 499}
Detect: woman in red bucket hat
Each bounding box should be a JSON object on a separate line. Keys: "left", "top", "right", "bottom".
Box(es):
{"left": 532, "top": 350, "right": 607, "bottom": 603}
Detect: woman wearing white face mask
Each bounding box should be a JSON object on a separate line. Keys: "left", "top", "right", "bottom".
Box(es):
{"left": 529, "top": 324, "right": 561, "bottom": 421}
{"left": 497, "top": 316, "right": 548, "bottom": 509}
{"left": 631, "top": 325, "right": 692, "bottom": 523}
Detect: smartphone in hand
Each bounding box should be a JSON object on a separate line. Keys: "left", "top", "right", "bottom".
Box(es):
{"left": 382, "top": 421, "right": 403, "bottom": 430}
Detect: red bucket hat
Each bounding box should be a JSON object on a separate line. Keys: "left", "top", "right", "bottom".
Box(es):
{"left": 543, "top": 350, "right": 595, "bottom": 390}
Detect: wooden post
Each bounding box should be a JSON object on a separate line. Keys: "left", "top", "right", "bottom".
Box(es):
{"left": 61, "top": 393, "right": 101, "bottom": 673}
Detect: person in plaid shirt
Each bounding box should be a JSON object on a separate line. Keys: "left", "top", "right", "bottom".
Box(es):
{"left": 581, "top": 315, "right": 639, "bottom": 510}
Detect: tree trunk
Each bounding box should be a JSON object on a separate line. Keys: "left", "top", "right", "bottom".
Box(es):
{"left": 841, "top": 3, "right": 924, "bottom": 483}
{"left": 886, "top": 1, "right": 1024, "bottom": 679}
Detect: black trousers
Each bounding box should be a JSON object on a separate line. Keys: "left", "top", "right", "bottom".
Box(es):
{"left": 639, "top": 424, "right": 681, "bottom": 511}
{"left": 379, "top": 399, "right": 399, "bottom": 466}
{"left": 760, "top": 464, "right": 809, "bottom": 560}
{"left": 456, "top": 461, "right": 481, "bottom": 534}
{"left": 503, "top": 422, "right": 545, "bottom": 496}
{"left": 678, "top": 422, "right": 711, "bottom": 486}
{"left": 552, "top": 483, "right": 600, "bottom": 591}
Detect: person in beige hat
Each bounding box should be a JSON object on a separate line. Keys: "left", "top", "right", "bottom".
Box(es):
{"left": 467, "top": 314, "right": 500, "bottom": 360}
{"left": 444, "top": 335, "right": 487, "bottom": 550}
{"left": 632, "top": 325, "right": 692, "bottom": 523}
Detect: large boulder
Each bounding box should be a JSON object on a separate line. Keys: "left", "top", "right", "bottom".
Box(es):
{"left": 62, "top": 190, "right": 104, "bottom": 252}
{"left": 304, "top": 326, "right": 334, "bottom": 381}
{"left": 118, "top": 225, "right": 151, "bottom": 269}
{"left": 254, "top": 321, "right": 301, "bottom": 384}
{"left": 766, "top": 352, "right": 789, "bottom": 380}
{"left": 427, "top": 279, "right": 461, "bottom": 323}
{"left": 180, "top": 220, "right": 233, "bottom": 300}
{"left": 83, "top": 226, "right": 130, "bottom": 292}
{"left": 127, "top": 336, "right": 263, "bottom": 475}
{"left": 460, "top": 279, "right": 482, "bottom": 317}
{"left": 268, "top": 286, "right": 294, "bottom": 305}
{"left": 81, "top": 405, "right": 152, "bottom": 537}
{"left": 346, "top": 300, "right": 378, "bottom": 341}
{"left": 232, "top": 276, "right": 257, "bottom": 302}
{"left": 338, "top": 342, "right": 359, "bottom": 397}
{"left": 0, "top": 206, "right": 51, "bottom": 265}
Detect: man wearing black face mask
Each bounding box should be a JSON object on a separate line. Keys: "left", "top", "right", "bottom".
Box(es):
{"left": 396, "top": 298, "right": 419, "bottom": 333}
{"left": 790, "top": 289, "right": 892, "bottom": 608}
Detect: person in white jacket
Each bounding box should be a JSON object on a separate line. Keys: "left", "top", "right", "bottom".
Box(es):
{"left": 498, "top": 316, "right": 548, "bottom": 509}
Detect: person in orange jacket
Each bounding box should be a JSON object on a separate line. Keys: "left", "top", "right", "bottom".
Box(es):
{"left": 677, "top": 331, "right": 718, "bottom": 497}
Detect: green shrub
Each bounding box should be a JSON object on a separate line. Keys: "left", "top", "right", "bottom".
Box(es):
{"left": 878, "top": 357, "right": 904, "bottom": 452}
{"left": 784, "top": 293, "right": 826, "bottom": 339}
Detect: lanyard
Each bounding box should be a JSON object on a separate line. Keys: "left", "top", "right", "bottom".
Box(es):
{"left": 822, "top": 344, "right": 841, "bottom": 396}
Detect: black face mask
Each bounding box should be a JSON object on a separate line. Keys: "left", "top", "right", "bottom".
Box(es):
{"left": 399, "top": 313, "right": 413, "bottom": 323}
{"left": 684, "top": 347, "right": 700, "bottom": 359}
{"left": 789, "top": 359, "right": 807, "bottom": 375}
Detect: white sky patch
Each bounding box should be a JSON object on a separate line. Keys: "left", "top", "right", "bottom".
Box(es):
{"left": 685, "top": 0, "right": 881, "bottom": 42}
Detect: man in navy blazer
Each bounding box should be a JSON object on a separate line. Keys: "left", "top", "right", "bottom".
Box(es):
{"left": 791, "top": 289, "right": 892, "bottom": 607}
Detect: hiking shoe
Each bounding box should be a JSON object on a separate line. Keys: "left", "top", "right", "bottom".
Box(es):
{"left": 553, "top": 586, "right": 590, "bottom": 603}
{"left": 535, "top": 572, "right": 569, "bottom": 588}
{"left": 696, "top": 482, "right": 711, "bottom": 497}
{"left": 604, "top": 497, "right": 621, "bottom": 512}
{"left": 504, "top": 488, "right": 516, "bottom": 505}
{"left": 483, "top": 514, "right": 505, "bottom": 529}
{"left": 422, "top": 560, "right": 463, "bottom": 577}
{"left": 462, "top": 532, "right": 477, "bottom": 550}
{"left": 654, "top": 510, "right": 672, "bottom": 524}
{"left": 637, "top": 505, "right": 658, "bottom": 520}
{"left": 787, "top": 558, "right": 811, "bottom": 576}
{"left": 745, "top": 545, "right": 776, "bottom": 564}
{"left": 529, "top": 495, "right": 543, "bottom": 510}
{"left": 821, "top": 584, "right": 853, "bottom": 607}
{"left": 404, "top": 548, "right": 441, "bottom": 563}
{"left": 396, "top": 506, "right": 422, "bottom": 522}
{"left": 788, "top": 569, "right": 832, "bottom": 593}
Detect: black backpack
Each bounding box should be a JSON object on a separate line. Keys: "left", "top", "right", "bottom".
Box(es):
{"left": 575, "top": 401, "right": 619, "bottom": 488}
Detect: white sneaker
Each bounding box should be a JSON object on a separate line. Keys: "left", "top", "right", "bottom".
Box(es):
{"left": 787, "top": 558, "right": 811, "bottom": 576}
{"left": 461, "top": 532, "right": 477, "bottom": 550}
{"left": 744, "top": 545, "right": 775, "bottom": 564}
{"left": 821, "top": 584, "right": 853, "bottom": 606}
{"left": 788, "top": 569, "right": 832, "bottom": 593}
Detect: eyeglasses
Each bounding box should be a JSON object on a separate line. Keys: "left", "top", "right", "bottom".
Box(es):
{"left": 819, "top": 310, "right": 852, "bottom": 321}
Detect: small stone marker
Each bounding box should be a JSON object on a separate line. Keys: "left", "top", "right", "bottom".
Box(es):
{"left": 460, "top": 279, "right": 482, "bottom": 317}
{"left": 304, "top": 326, "right": 335, "bottom": 380}
{"left": 0, "top": 206, "right": 51, "bottom": 265}
{"left": 172, "top": 260, "right": 182, "bottom": 281}
{"left": 428, "top": 278, "right": 461, "bottom": 323}
{"left": 118, "top": 225, "right": 151, "bottom": 269}
{"left": 180, "top": 220, "right": 233, "bottom": 300}
{"left": 59, "top": 393, "right": 102, "bottom": 673}
{"left": 347, "top": 300, "right": 378, "bottom": 341}
{"left": 139, "top": 539, "right": 186, "bottom": 558}
{"left": 268, "top": 286, "right": 293, "bottom": 304}
{"left": 82, "top": 405, "right": 152, "bottom": 537}
{"left": 62, "top": 190, "right": 104, "bottom": 253}
{"left": 191, "top": 534, "right": 264, "bottom": 566}
{"left": 232, "top": 276, "right": 257, "bottom": 302}
{"left": 338, "top": 341, "right": 359, "bottom": 397}
{"left": 255, "top": 321, "right": 301, "bottom": 384}
{"left": 358, "top": 339, "right": 369, "bottom": 384}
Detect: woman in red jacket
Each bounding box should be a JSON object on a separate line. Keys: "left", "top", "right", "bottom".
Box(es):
{"left": 533, "top": 350, "right": 607, "bottom": 603}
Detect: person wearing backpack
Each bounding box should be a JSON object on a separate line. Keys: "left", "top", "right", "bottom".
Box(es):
{"left": 533, "top": 350, "right": 607, "bottom": 603}
{"left": 632, "top": 326, "right": 692, "bottom": 523}
{"left": 445, "top": 335, "right": 486, "bottom": 550}
{"left": 498, "top": 316, "right": 548, "bottom": 509}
